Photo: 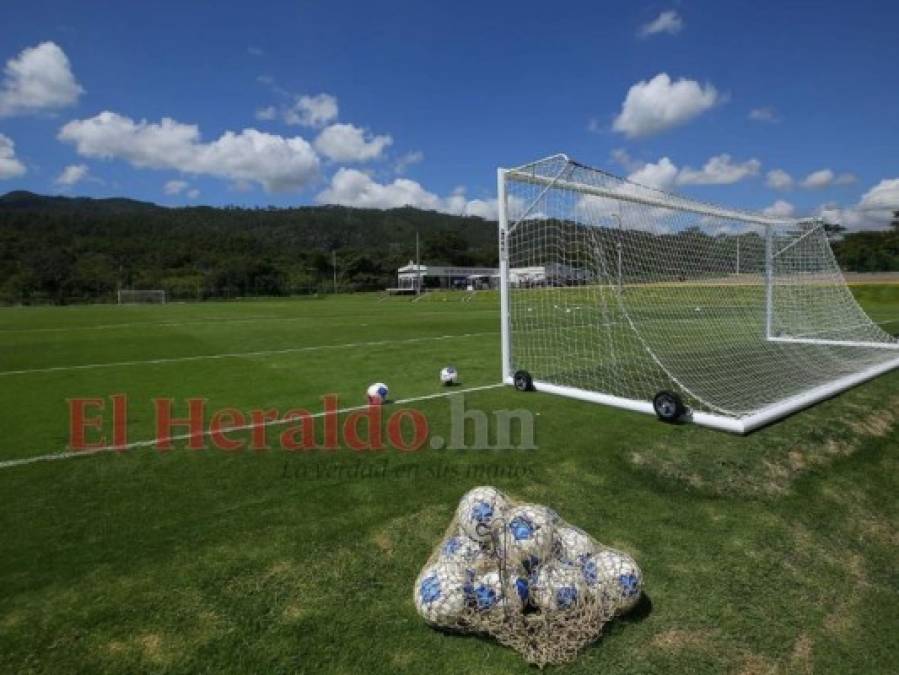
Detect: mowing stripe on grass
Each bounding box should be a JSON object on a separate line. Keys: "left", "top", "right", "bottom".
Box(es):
{"left": 0, "top": 382, "right": 506, "bottom": 470}
{"left": 0, "top": 331, "right": 499, "bottom": 377}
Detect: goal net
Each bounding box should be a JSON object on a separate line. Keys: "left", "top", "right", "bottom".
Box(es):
{"left": 117, "top": 289, "right": 166, "bottom": 304}
{"left": 498, "top": 154, "right": 899, "bottom": 433}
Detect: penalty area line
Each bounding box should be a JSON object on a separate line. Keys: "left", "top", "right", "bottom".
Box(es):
{"left": 0, "top": 331, "right": 498, "bottom": 377}
{"left": 0, "top": 383, "right": 506, "bottom": 471}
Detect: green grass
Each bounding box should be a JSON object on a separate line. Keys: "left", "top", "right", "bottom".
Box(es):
{"left": 0, "top": 289, "right": 897, "bottom": 674}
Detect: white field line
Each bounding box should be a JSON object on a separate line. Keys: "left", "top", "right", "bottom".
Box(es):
{"left": 0, "top": 383, "right": 506, "bottom": 470}
{"left": 0, "top": 331, "right": 499, "bottom": 377}
{"left": 0, "top": 307, "right": 495, "bottom": 334}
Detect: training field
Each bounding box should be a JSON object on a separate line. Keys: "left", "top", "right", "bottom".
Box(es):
{"left": 1, "top": 288, "right": 898, "bottom": 673}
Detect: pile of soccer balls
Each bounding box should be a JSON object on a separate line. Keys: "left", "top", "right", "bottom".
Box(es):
{"left": 413, "top": 486, "right": 643, "bottom": 666}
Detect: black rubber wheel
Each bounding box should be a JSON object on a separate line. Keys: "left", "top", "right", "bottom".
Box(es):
{"left": 513, "top": 370, "right": 534, "bottom": 392}
{"left": 653, "top": 390, "right": 685, "bottom": 422}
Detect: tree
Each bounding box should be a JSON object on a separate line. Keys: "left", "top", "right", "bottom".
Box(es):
{"left": 891, "top": 210, "right": 899, "bottom": 230}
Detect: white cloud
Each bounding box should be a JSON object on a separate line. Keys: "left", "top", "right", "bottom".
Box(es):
{"left": 164, "top": 179, "right": 189, "bottom": 195}
{"left": 677, "top": 154, "right": 761, "bottom": 185}
{"left": 254, "top": 105, "right": 277, "bottom": 121}
{"left": 748, "top": 107, "right": 779, "bottom": 122}
{"left": 0, "top": 133, "right": 26, "bottom": 179}
{"left": 610, "top": 148, "right": 643, "bottom": 173}
{"left": 313, "top": 123, "right": 392, "bottom": 162}
{"left": 58, "top": 111, "right": 320, "bottom": 192}
{"left": 818, "top": 178, "right": 899, "bottom": 230}
{"left": 55, "top": 163, "right": 89, "bottom": 186}
{"left": 801, "top": 169, "right": 835, "bottom": 189}
{"left": 628, "top": 157, "right": 679, "bottom": 190}
{"left": 639, "top": 10, "right": 684, "bottom": 37}
{"left": 393, "top": 150, "right": 423, "bottom": 175}
{"left": 186, "top": 188, "right": 200, "bottom": 199}
{"left": 624, "top": 154, "right": 760, "bottom": 190}
{"left": 763, "top": 199, "right": 795, "bottom": 217}
{"left": 612, "top": 73, "right": 721, "bottom": 138}
{"left": 766, "top": 169, "right": 794, "bottom": 191}
{"left": 284, "top": 93, "right": 338, "bottom": 128}
{"left": 0, "top": 41, "right": 84, "bottom": 117}
{"left": 834, "top": 172, "right": 857, "bottom": 186}
{"left": 316, "top": 168, "right": 497, "bottom": 218}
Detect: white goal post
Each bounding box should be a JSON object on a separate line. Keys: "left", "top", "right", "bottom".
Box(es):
{"left": 497, "top": 154, "right": 899, "bottom": 433}
{"left": 117, "top": 289, "right": 167, "bottom": 304}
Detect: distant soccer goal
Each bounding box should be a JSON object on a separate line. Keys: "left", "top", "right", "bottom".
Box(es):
{"left": 117, "top": 289, "right": 166, "bottom": 305}
{"left": 497, "top": 154, "right": 899, "bottom": 433}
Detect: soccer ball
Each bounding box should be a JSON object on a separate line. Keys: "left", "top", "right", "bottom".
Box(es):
{"left": 552, "top": 524, "right": 596, "bottom": 565}
{"left": 505, "top": 572, "right": 531, "bottom": 611}
{"left": 456, "top": 486, "right": 509, "bottom": 543}
{"left": 414, "top": 561, "right": 469, "bottom": 625}
{"left": 498, "top": 504, "right": 554, "bottom": 568}
{"left": 366, "top": 382, "right": 389, "bottom": 404}
{"left": 581, "top": 549, "right": 642, "bottom": 615}
{"left": 439, "top": 533, "right": 485, "bottom": 566}
{"left": 440, "top": 366, "right": 459, "bottom": 385}
{"left": 530, "top": 561, "right": 586, "bottom": 612}
{"left": 469, "top": 570, "right": 503, "bottom": 613}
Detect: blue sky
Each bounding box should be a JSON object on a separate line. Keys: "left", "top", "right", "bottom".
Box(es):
{"left": 0, "top": 0, "right": 897, "bottom": 227}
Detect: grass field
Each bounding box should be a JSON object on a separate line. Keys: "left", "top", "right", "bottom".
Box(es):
{"left": 1, "top": 288, "right": 898, "bottom": 674}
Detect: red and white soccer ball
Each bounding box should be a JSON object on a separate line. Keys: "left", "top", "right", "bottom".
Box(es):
{"left": 366, "top": 382, "right": 389, "bottom": 405}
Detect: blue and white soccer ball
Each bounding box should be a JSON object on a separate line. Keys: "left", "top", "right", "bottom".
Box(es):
{"left": 581, "top": 549, "right": 642, "bottom": 615}
{"left": 531, "top": 561, "right": 586, "bottom": 612}
{"left": 469, "top": 570, "right": 503, "bottom": 613}
{"left": 438, "top": 533, "right": 484, "bottom": 567}
{"left": 414, "top": 561, "right": 469, "bottom": 625}
{"left": 552, "top": 524, "right": 596, "bottom": 566}
{"left": 456, "top": 486, "right": 509, "bottom": 543}
{"left": 440, "top": 366, "right": 459, "bottom": 385}
{"left": 499, "top": 504, "right": 555, "bottom": 568}
{"left": 366, "top": 382, "right": 389, "bottom": 405}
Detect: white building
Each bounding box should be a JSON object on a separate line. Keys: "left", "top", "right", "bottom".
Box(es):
{"left": 393, "top": 261, "right": 499, "bottom": 292}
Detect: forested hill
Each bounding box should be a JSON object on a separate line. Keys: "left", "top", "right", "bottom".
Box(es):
{"left": 0, "top": 191, "right": 499, "bottom": 303}
{"left": 0, "top": 191, "right": 896, "bottom": 305}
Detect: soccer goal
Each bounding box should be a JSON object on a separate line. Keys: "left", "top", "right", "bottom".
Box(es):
{"left": 117, "top": 289, "right": 166, "bottom": 304}
{"left": 497, "top": 154, "right": 899, "bottom": 433}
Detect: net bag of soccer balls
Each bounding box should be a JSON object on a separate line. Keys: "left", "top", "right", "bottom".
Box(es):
{"left": 413, "top": 486, "right": 643, "bottom": 667}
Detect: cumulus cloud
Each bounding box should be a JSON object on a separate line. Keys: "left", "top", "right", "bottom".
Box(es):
{"left": 284, "top": 93, "right": 338, "bottom": 128}
{"left": 801, "top": 169, "right": 835, "bottom": 189}
{"left": 624, "top": 154, "right": 760, "bottom": 190}
{"left": 677, "top": 154, "right": 761, "bottom": 185}
{"left": 0, "top": 133, "right": 26, "bottom": 179}
{"left": 818, "top": 178, "right": 899, "bottom": 230}
{"left": 748, "top": 107, "right": 779, "bottom": 123}
{"left": 834, "top": 172, "right": 857, "bottom": 186}
{"left": 55, "top": 163, "right": 89, "bottom": 186}
{"left": 766, "top": 169, "right": 794, "bottom": 190}
{"left": 0, "top": 41, "right": 84, "bottom": 117}
{"left": 763, "top": 199, "right": 795, "bottom": 217}
{"left": 628, "top": 157, "right": 679, "bottom": 190}
{"left": 58, "top": 111, "right": 320, "bottom": 192}
{"left": 254, "top": 105, "right": 277, "bottom": 121}
{"left": 612, "top": 73, "right": 721, "bottom": 138}
{"left": 316, "top": 168, "right": 497, "bottom": 218}
{"left": 639, "top": 10, "right": 684, "bottom": 37}
{"left": 314, "top": 123, "right": 392, "bottom": 162}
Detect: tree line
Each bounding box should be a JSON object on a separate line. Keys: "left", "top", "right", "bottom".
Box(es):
{"left": 0, "top": 191, "right": 896, "bottom": 305}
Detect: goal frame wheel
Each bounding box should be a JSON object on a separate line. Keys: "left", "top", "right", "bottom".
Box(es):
{"left": 653, "top": 390, "right": 686, "bottom": 422}
{"left": 513, "top": 370, "right": 534, "bottom": 392}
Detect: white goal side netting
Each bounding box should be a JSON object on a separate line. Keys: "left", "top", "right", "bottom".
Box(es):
{"left": 117, "top": 289, "right": 166, "bottom": 304}
{"left": 499, "top": 155, "right": 899, "bottom": 432}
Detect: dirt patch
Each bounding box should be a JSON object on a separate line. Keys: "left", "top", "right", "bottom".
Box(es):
{"left": 372, "top": 530, "right": 394, "bottom": 556}
{"left": 650, "top": 628, "right": 715, "bottom": 652}
{"left": 735, "top": 653, "right": 778, "bottom": 675}
{"left": 789, "top": 633, "right": 814, "bottom": 674}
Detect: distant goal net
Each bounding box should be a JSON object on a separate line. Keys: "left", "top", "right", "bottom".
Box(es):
{"left": 117, "top": 289, "right": 166, "bottom": 304}
{"left": 498, "top": 154, "right": 899, "bottom": 433}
